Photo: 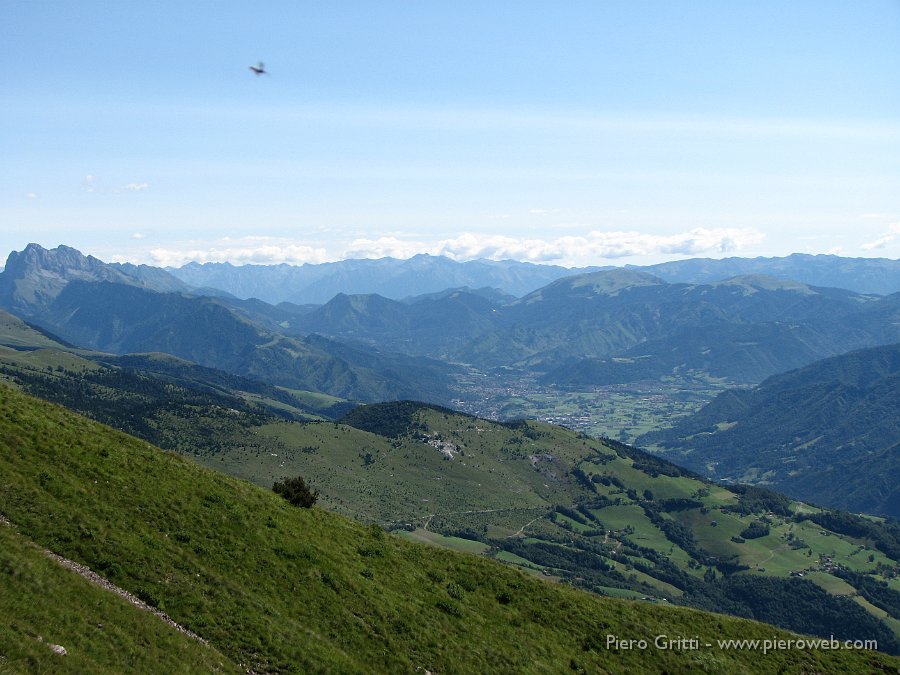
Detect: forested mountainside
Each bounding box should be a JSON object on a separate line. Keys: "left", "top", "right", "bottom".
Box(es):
{"left": 640, "top": 343, "right": 900, "bottom": 518}
{"left": 289, "top": 269, "right": 900, "bottom": 386}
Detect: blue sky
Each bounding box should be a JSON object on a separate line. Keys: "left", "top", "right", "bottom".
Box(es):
{"left": 3, "top": 1, "right": 900, "bottom": 268}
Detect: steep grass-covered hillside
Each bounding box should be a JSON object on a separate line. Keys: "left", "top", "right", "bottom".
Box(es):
{"left": 3, "top": 344, "right": 899, "bottom": 656}
{"left": 2, "top": 384, "right": 897, "bottom": 672}
{"left": 0, "top": 523, "right": 236, "bottom": 673}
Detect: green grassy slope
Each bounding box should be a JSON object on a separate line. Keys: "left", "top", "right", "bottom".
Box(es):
{"left": 0, "top": 307, "right": 356, "bottom": 423}
{"left": 0, "top": 343, "right": 359, "bottom": 446}
{"left": 0, "top": 309, "right": 74, "bottom": 350}
{"left": 0, "top": 523, "right": 237, "bottom": 673}
{"left": 3, "top": 335, "right": 899, "bottom": 658}
{"left": 3, "top": 349, "right": 898, "bottom": 656}
{"left": 2, "top": 385, "right": 897, "bottom": 673}
{"left": 194, "top": 403, "right": 900, "bottom": 652}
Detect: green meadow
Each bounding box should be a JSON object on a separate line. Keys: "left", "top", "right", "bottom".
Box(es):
{"left": 5, "top": 384, "right": 897, "bottom": 672}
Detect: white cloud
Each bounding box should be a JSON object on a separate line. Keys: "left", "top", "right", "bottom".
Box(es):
{"left": 131, "top": 232, "right": 145, "bottom": 240}
{"left": 861, "top": 223, "right": 900, "bottom": 251}
{"left": 121, "top": 182, "right": 149, "bottom": 192}
{"left": 862, "top": 235, "right": 894, "bottom": 251}
{"left": 26, "top": 192, "right": 38, "bottom": 199}
{"left": 83, "top": 175, "right": 97, "bottom": 193}
{"left": 129, "top": 228, "right": 765, "bottom": 268}
{"left": 345, "top": 227, "right": 765, "bottom": 264}
{"left": 147, "top": 237, "right": 330, "bottom": 267}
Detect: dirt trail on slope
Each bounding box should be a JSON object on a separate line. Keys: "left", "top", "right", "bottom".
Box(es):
{"left": 507, "top": 515, "right": 542, "bottom": 538}
{"left": 1, "top": 513, "right": 207, "bottom": 645}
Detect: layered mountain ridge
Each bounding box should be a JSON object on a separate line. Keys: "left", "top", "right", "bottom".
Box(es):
{"left": 165, "top": 251, "right": 900, "bottom": 304}
{"left": 4, "top": 244, "right": 900, "bottom": 394}
{"left": 169, "top": 253, "right": 602, "bottom": 304}
{"left": 0, "top": 245, "right": 458, "bottom": 404}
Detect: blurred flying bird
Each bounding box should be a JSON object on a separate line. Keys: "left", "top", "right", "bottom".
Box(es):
{"left": 249, "top": 61, "right": 267, "bottom": 76}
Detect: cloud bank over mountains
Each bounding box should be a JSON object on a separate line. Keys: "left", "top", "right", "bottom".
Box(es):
{"left": 140, "top": 227, "right": 765, "bottom": 268}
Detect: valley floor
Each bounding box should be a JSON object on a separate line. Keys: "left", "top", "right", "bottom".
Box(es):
{"left": 451, "top": 369, "right": 733, "bottom": 443}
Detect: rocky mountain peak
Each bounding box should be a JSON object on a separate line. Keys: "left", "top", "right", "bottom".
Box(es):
{"left": 0, "top": 244, "right": 177, "bottom": 315}
{"left": 4, "top": 243, "right": 105, "bottom": 277}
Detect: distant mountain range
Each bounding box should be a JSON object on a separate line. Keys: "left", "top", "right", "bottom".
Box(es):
{"left": 285, "top": 268, "right": 900, "bottom": 386}
{"left": 641, "top": 343, "right": 900, "bottom": 518}
{"left": 167, "top": 254, "right": 601, "bottom": 304}
{"left": 4, "top": 244, "right": 900, "bottom": 395}
{"left": 163, "top": 251, "right": 900, "bottom": 304}
{"left": 637, "top": 253, "right": 900, "bottom": 296}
